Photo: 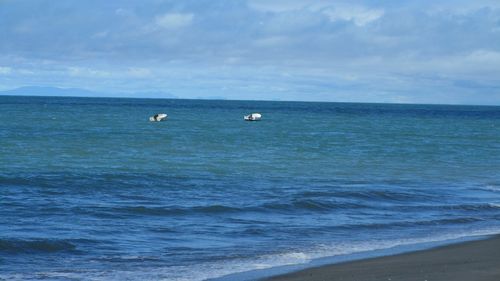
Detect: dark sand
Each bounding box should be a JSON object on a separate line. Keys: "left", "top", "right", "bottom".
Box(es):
{"left": 266, "top": 235, "right": 500, "bottom": 281}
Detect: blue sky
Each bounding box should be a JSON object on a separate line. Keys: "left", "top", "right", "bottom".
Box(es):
{"left": 1, "top": 0, "right": 500, "bottom": 104}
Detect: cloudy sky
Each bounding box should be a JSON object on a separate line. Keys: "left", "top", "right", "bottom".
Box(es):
{"left": 1, "top": 0, "right": 500, "bottom": 104}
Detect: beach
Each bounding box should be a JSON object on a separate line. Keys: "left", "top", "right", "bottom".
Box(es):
{"left": 267, "top": 235, "right": 500, "bottom": 281}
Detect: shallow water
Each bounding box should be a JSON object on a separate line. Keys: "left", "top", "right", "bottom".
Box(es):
{"left": 1, "top": 96, "right": 500, "bottom": 280}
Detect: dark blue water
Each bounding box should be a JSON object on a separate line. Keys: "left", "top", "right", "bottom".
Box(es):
{"left": 1, "top": 96, "right": 500, "bottom": 280}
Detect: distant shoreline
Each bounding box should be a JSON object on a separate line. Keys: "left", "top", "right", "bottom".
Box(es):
{"left": 264, "top": 234, "right": 500, "bottom": 281}
{"left": 1, "top": 93, "right": 500, "bottom": 107}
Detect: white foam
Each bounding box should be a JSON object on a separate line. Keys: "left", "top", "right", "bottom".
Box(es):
{"left": 480, "top": 184, "right": 500, "bottom": 192}
{"left": 3, "top": 227, "right": 500, "bottom": 281}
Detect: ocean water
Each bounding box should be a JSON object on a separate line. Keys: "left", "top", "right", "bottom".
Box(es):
{"left": 1, "top": 96, "right": 500, "bottom": 281}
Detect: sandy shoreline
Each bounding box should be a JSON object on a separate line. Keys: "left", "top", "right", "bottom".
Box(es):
{"left": 265, "top": 235, "right": 500, "bottom": 281}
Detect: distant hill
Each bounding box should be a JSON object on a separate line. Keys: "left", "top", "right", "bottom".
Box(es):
{"left": 0, "top": 86, "right": 103, "bottom": 97}
{"left": 0, "top": 86, "right": 177, "bottom": 99}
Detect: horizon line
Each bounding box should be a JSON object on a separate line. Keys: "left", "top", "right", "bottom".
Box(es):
{"left": 1, "top": 93, "right": 499, "bottom": 108}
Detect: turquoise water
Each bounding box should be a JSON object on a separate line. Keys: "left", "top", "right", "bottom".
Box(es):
{"left": 1, "top": 96, "right": 500, "bottom": 280}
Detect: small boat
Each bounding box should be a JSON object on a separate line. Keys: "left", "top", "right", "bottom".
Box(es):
{"left": 149, "top": 113, "right": 168, "bottom": 122}
{"left": 244, "top": 113, "right": 262, "bottom": 121}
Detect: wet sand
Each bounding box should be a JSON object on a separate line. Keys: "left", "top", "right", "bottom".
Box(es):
{"left": 266, "top": 235, "right": 500, "bottom": 281}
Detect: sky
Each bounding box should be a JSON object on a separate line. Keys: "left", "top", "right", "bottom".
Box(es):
{"left": 1, "top": 0, "right": 500, "bottom": 104}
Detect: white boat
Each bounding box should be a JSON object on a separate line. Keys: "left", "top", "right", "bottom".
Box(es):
{"left": 244, "top": 113, "right": 262, "bottom": 121}
{"left": 149, "top": 113, "right": 168, "bottom": 122}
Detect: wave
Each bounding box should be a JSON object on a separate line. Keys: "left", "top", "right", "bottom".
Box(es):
{"left": 436, "top": 203, "right": 500, "bottom": 212}
{"left": 93, "top": 255, "right": 162, "bottom": 263}
{"left": 477, "top": 184, "right": 500, "bottom": 193}
{"left": 0, "top": 173, "right": 189, "bottom": 189}
{"left": 112, "top": 204, "right": 244, "bottom": 217}
{"left": 332, "top": 189, "right": 434, "bottom": 202}
{"left": 387, "top": 202, "right": 500, "bottom": 213}
{"left": 7, "top": 228, "right": 499, "bottom": 281}
{"left": 0, "top": 238, "right": 79, "bottom": 254}
{"left": 259, "top": 199, "right": 367, "bottom": 212}
{"left": 338, "top": 217, "right": 483, "bottom": 231}
{"left": 75, "top": 200, "right": 500, "bottom": 219}
{"left": 101, "top": 199, "right": 368, "bottom": 218}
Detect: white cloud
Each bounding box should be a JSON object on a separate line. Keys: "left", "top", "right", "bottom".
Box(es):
{"left": 374, "top": 49, "right": 500, "bottom": 79}
{"left": 464, "top": 50, "right": 500, "bottom": 64}
{"left": 248, "top": 0, "right": 307, "bottom": 12}
{"left": 115, "top": 8, "right": 134, "bottom": 17}
{"left": 127, "top": 67, "right": 151, "bottom": 78}
{"left": 68, "top": 67, "right": 111, "bottom": 78}
{"left": 0, "top": 66, "right": 12, "bottom": 74}
{"left": 424, "top": 50, "right": 500, "bottom": 79}
{"left": 249, "top": 1, "right": 384, "bottom": 26}
{"left": 92, "top": 31, "right": 109, "bottom": 39}
{"left": 322, "top": 5, "right": 384, "bottom": 26}
{"left": 18, "top": 69, "right": 35, "bottom": 75}
{"left": 253, "top": 36, "right": 290, "bottom": 47}
{"left": 155, "top": 13, "right": 193, "bottom": 29}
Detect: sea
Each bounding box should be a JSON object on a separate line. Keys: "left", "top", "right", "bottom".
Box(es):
{"left": 1, "top": 96, "right": 500, "bottom": 281}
